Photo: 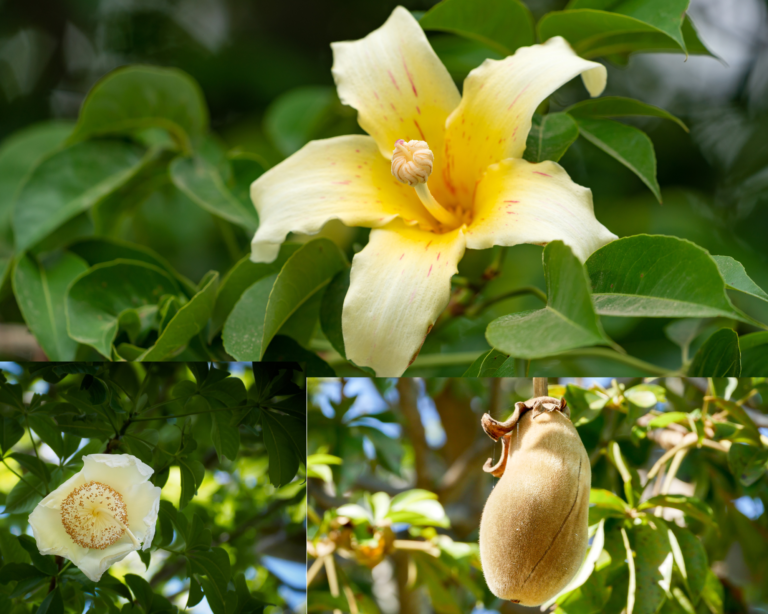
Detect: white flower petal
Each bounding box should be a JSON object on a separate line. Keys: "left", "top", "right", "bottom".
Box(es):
{"left": 467, "top": 158, "right": 617, "bottom": 261}
{"left": 342, "top": 221, "right": 466, "bottom": 376}
{"left": 444, "top": 36, "right": 606, "bottom": 199}
{"left": 250, "top": 135, "right": 432, "bottom": 263}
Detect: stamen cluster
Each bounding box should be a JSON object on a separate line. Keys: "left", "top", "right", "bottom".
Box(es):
{"left": 391, "top": 139, "right": 433, "bottom": 185}
{"left": 60, "top": 481, "right": 128, "bottom": 550}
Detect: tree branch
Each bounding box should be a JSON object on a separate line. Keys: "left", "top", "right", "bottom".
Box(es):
{"left": 396, "top": 379, "right": 431, "bottom": 489}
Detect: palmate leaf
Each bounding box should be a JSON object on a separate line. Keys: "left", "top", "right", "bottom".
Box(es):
{"left": 260, "top": 410, "right": 305, "bottom": 487}
{"left": 178, "top": 455, "right": 206, "bottom": 509}
{"left": 0, "top": 417, "right": 24, "bottom": 454}
{"left": 188, "top": 548, "right": 231, "bottom": 614}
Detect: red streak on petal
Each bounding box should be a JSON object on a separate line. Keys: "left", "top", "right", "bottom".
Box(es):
{"left": 437, "top": 252, "right": 441, "bottom": 261}
{"left": 507, "top": 83, "right": 531, "bottom": 110}
{"left": 504, "top": 200, "right": 519, "bottom": 203}
{"left": 428, "top": 265, "right": 433, "bottom": 277}
{"left": 533, "top": 172, "right": 551, "bottom": 177}
{"left": 413, "top": 119, "right": 426, "bottom": 140}
{"left": 355, "top": 149, "right": 360, "bottom": 153}
{"left": 425, "top": 240, "right": 433, "bottom": 250}
{"left": 400, "top": 253, "right": 405, "bottom": 260}
{"left": 332, "top": 180, "right": 352, "bottom": 185}
{"left": 373, "top": 90, "right": 380, "bottom": 100}
{"left": 387, "top": 70, "right": 400, "bottom": 91}
{"left": 401, "top": 54, "right": 418, "bottom": 96}
{"left": 390, "top": 102, "right": 397, "bottom": 111}
{"left": 416, "top": 105, "right": 421, "bottom": 114}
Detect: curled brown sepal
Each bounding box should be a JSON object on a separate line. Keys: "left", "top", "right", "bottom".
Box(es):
{"left": 481, "top": 396, "right": 569, "bottom": 477}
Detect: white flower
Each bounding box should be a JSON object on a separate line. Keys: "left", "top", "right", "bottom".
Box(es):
{"left": 28, "top": 454, "right": 162, "bottom": 582}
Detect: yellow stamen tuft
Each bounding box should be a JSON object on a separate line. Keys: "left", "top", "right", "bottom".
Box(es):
{"left": 391, "top": 139, "right": 459, "bottom": 227}
{"left": 60, "top": 481, "right": 139, "bottom": 550}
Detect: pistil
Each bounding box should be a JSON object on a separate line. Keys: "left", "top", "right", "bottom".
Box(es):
{"left": 60, "top": 481, "right": 138, "bottom": 550}
{"left": 391, "top": 139, "right": 460, "bottom": 227}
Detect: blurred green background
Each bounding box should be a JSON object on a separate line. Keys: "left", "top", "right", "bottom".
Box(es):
{"left": 1, "top": 0, "right": 767, "bottom": 366}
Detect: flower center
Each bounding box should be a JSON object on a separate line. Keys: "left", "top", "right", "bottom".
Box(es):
{"left": 60, "top": 481, "right": 140, "bottom": 550}
{"left": 391, "top": 139, "right": 461, "bottom": 228}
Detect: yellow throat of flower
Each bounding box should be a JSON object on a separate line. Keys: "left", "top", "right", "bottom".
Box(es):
{"left": 391, "top": 139, "right": 461, "bottom": 229}
{"left": 60, "top": 481, "right": 140, "bottom": 550}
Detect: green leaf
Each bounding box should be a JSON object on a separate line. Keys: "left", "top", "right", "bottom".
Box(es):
{"left": 66, "top": 260, "right": 182, "bottom": 357}
{"left": 170, "top": 155, "right": 259, "bottom": 232}
{"left": 741, "top": 331, "right": 768, "bottom": 377}
{"left": 0, "top": 121, "right": 73, "bottom": 248}
{"left": 70, "top": 65, "right": 208, "bottom": 153}
{"left": 645, "top": 412, "right": 689, "bottom": 429}
{"left": 138, "top": 272, "right": 218, "bottom": 360}
{"left": 539, "top": 2, "right": 714, "bottom": 60}
{"left": 566, "top": 96, "right": 688, "bottom": 132}
{"left": 261, "top": 411, "right": 305, "bottom": 487}
{"left": 700, "top": 569, "right": 723, "bottom": 614}
{"left": 209, "top": 243, "right": 300, "bottom": 341}
{"left": 523, "top": 112, "right": 579, "bottom": 163}
{"left": 587, "top": 235, "right": 746, "bottom": 321}
{"left": 419, "top": 0, "right": 534, "bottom": 55}
{"left": 124, "top": 575, "right": 153, "bottom": 611}
{"left": 4, "top": 474, "right": 44, "bottom": 514}
{"left": 711, "top": 255, "right": 768, "bottom": 303}
{"left": 187, "top": 577, "right": 203, "bottom": 608}
{"left": 35, "top": 587, "right": 63, "bottom": 614}
{"left": 0, "top": 563, "right": 46, "bottom": 584}
{"left": 462, "top": 349, "right": 510, "bottom": 376}
{"left": 224, "top": 238, "right": 347, "bottom": 360}
{"left": 638, "top": 495, "right": 714, "bottom": 526}
{"left": 0, "top": 418, "right": 24, "bottom": 454}
{"left": 687, "top": 328, "right": 740, "bottom": 377}
{"left": 632, "top": 523, "right": 670, "bottom": 614}
{"left": 262, "top": 335, "right": 336, "bottom": 375}
{"left": 486, "top": 241, "right": 608, "bottom": 358}
{"left": 573, "top": 117, "right": 660, "bottom": 202}
{"left": 211, "top": 412, "right": 240, "bottom": 462}
{"left": 12, "top": 140, "right": 147, "bottom": 252}
{"left": 727, "top": 443, "right": 768, "bottom": 486}
{"left": 9, "top": 453, "right": 50, "bottom": 484}
{"left": 669, "top": 525, "right": 708, "bottom": 602}
{"left": 18, "top": 535, "right": 58, "bottom": 576}
{"left": 178, "top": 456, "right": 205, "bottom": 509}
{"left": 12, "top": 253, "right": 88, "bottom": 361}
{"left": 264, "top": 86, "right": 338, "bottom": 157}
{"left": 319, "top": 268, "right": 350, "bottom": 359}
{"left": 68, "top": 236, "right": 196, "bottom": 297}
{"left": 565, "top": 385, "right": 610, "bottom": 427}
{"left": 188, "top": 548, "right": 230, "bottom": 614}
{"left": 589, "top": 488, "right": 630, "bottom": 512}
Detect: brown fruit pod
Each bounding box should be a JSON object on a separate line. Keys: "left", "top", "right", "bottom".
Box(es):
{"left": 479, "top": 396, "right": 590, "bottom": 606}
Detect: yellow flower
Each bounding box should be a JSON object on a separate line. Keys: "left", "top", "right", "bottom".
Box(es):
{"left": 28, "top": 454, "right": 161, "bottom": 582}
{"left": 250, "top": 7, "right": 617, "bottom": 376}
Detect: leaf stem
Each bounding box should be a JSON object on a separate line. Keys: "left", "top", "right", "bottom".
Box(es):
{"left": 1, "top": 457, "right": 45, "bottom": 497}
{"left": 131, "top": 404, "right": 258, "bottom": 422}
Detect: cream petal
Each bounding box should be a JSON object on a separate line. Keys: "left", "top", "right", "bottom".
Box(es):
{"left": 82, "top": 453, "right": 153, "bottom": 489}
{"left": 331, "top": 6, "right": 460, "bottom": 204}
{"left": 466, "top": 158, "right": 617, "bottom": 261}
{"left": 342, "top": 221, "right": 466, "bottom": 376}
{"left": 250, "top": 135, "right": 432, "bottom": 263}
{"left": 444, "top": 36, "right": 606, "bottom": 199}
{"left": 73, "top": 540, "right": 137, "bottom": 582}
{"left": 123, "top": 481, "right": 162, "bottom": 550}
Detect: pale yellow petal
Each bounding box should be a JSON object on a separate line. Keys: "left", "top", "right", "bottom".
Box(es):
{"left": 331, "top": 6, "right": 460, "bottom": 204}
{"left": 467, "top": 158, "right": 617, "bottom": 261}
{"left": 250, "top": 135, "right": 431, "bottom": 263}
{"left": 342, "top": 222, "right": 465, "bottom": 376}
{"left": 82, "top": 453, "right": 153, "bottom": 488}
{"left": 444, "top": 37, "right": 606, "bottom": 199}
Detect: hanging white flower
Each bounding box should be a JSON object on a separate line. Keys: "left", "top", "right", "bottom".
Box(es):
{"left": 28, "top": 454, "right": 162, "bottom": 582}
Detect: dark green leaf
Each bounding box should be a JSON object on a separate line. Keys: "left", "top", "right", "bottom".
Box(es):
{"left": 9, "top": 454, "right": 50, "bottom": 484}
{"left": 486, "top": 241, "right": 608, "bottom": 358}
{"left": 211, "top": 411, "right": 240, "bottom": 462}
{"left": 0, "top": 563, "right": 46, "bottom": 584}
{"left": 4, "top": 475, "right": 45, "bottom": 514}
{"left": 187, "top": 577, "right": 203, "bottom": 608}
{"left": 66, "top": 260, "right": 182, "bottom": 357}
{"left": 170, "top": 156, "right": 259, "bottom": 232}
{"left": 264, "top": 86, "right": 337, "bottom": 157}
{"left": 319, "top": 268, "right": 350, "bottom": 359}
{"left": 669, "top": 524, "right": 708, "bottom": 602}
{"left": 419, "top": 0, "right": 534, "bottom": 55}
{"left": 632, "top": 523, "right": 670, "bottom": 614}
{"left": 209, "top": 244, "right": 300, "bottom": 341}
{"left": 18, "top": 535, "right": 57, "bottom": 575}
{"left": 523, "top": 112, "right": 579, "bottom": 163}
{"left": 727, "top": 443, "right": 768, "bottom": 486}
{"left": 188, "top": 548, "right": 230, "bottom": 614}
{"left": 573, "top": 117, "right": 660, "bottom": 202}
{"left": 741, "top": 331, "right": 768, "bottom": 377}
{"left": 462, "top": 349, "right": 510, "bottom": 376}
{"left": 0, "top": 418, "right": 24, "bottom": 454}
{"left": 687, "top": 328, "right": 740, "bottom": 377}
{"left": 124, "top": 574, "right": 153, "bottom": 611}
{"left": 70, "top": 65, "right": 208, "bottom": 153}
{"left": 712, "top": 255, "right": 768, "bottom": 303}
{"left": 55, "top": 414, "right": 114, "bottom": 440}
{"left": 261, "top": 411, "right": 305, "bottom": 487}
{"left": 700, "top": 569, "right": 723, "bottom": 614}
{"left": 178, "top": 457, "right": 205, "bottom": 509}
{"left": 13, "top": 140, "right": 147, "bottom": 252}
{"left": 35, "top": 587, "right": 63, "bottom": 614}
{"left": 587, "top": 235, "right": 746, "bottom": 321}
{"left": 565, "top": 384, "right": 609, "bottom": 426}
{"left": 262, "top": 335, "right": 336, "bottom": 376}
{"left": 566, "top": 96, "right": 687, "bottom": 132}
{"left": 138, "top": 272, "right": 218, "bottom": 360}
